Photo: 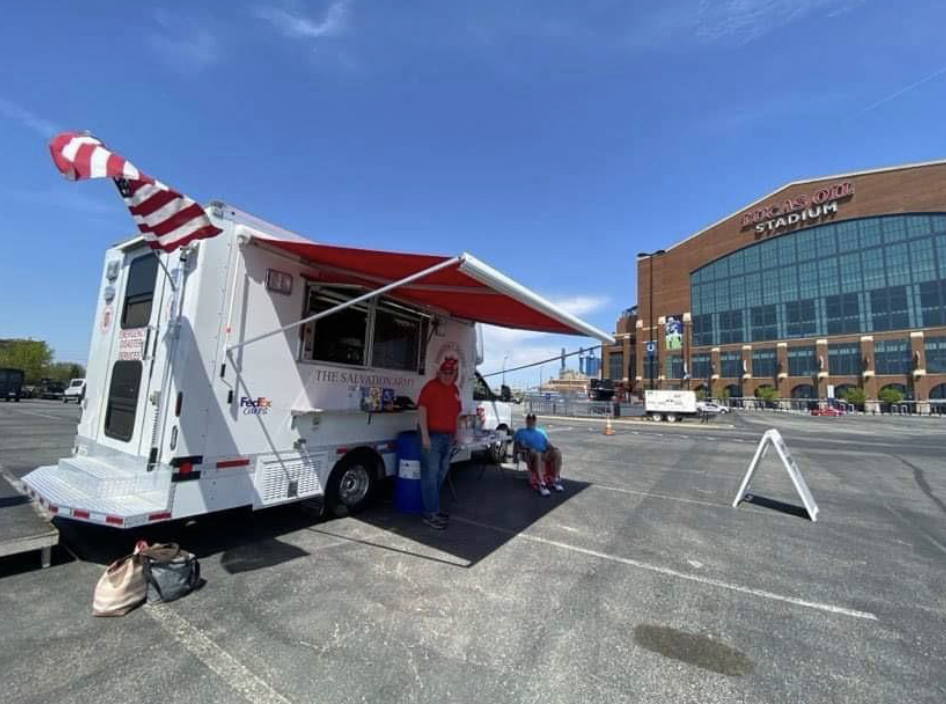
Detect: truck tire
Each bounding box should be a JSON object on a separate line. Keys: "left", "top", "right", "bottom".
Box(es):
{"left": 326, "top": 452, "right": 378, "bottom": 518}
{"left": 664, "top": 413, "right": 676, "bottom": 423}
{"left": 487, "top": 425, "right": 511, "bottom": 464}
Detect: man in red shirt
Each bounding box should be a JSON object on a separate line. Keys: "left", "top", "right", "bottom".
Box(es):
{"left": 417, "top": 357, "right": 462, "bottom": 529}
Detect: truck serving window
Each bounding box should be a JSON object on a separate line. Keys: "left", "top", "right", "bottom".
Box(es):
{"left": 304, "top": 287, "right": 370, "bottom": 366}
{"left": 122, "top": 254, "right": 159, "bottom": 329}
{"left": 104, "top": 361, "right": 143, "bottom": 441}
{"left": 371, "top": 299, "right": 427, "bottom": 372}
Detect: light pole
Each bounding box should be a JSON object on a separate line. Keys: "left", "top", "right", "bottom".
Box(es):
{"left": 502, "top": 356, "right": 508, "bottom": 387}
{"left": 637, "top": 250, "right": 666, "bottom": 391}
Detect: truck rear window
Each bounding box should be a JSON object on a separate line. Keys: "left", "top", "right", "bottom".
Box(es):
{"left": 122, "top": 254, "right": 159, "bottom": 329}
{"left": 104, "top": 361, "right": 143, "bottom": 441}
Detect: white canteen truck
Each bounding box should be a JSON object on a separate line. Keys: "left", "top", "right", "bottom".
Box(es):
{"left": 644, "top": 389, "right": 697, "bottom": 422}
{"left": 23, "top": 203, "right": 612, "bottom": 528}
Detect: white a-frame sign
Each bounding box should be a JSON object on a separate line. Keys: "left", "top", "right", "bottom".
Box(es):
{"left": 732, "top": 429, "right": 820, "bottom": 521}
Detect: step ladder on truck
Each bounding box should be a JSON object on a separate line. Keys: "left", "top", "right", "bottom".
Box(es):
{"left": 23, "top": 204, "right": 613, "bottom": 528}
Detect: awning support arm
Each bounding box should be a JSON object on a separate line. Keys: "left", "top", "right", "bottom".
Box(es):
{"left": 226, "top": 255, "right": 463, "bottom": 355}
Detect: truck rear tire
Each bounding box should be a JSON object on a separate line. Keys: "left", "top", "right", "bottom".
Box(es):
{"left": 326, "top": 453, "right": 377, "bottom": 518}
{"left": 487, "top": 425, "right": 511, "bottom": 464}
{"left": 665, "top": 413, "right": 676, "bottom": 423}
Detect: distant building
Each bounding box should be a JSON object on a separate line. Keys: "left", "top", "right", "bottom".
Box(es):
{"left": 539, "top": 368, "right": 591, "bottom": 395}
{"left": 601, "top": 307, "right": 638, "bottom": 390}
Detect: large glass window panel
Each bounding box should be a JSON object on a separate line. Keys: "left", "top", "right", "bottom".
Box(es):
{"left": 837, "top": 220, "right": 859, "bottom": 251}
{"left": 743, "top": 246, "right": 760, "bottom": 272}
{"left": 936, "top": 235, "right": 946, "bottom": 274}
{"left": 839, "top": 253, "right": 861, "bottom": 293}
{"left": 860, "top": 248, "right": 886, "bottom": 290}
{"left": 858, "top": 218, "right": 882, "bottom": 249}
{"left": 920, "top": 281, "right": 945, "bottom": 327}
{"left": 691, "top": 353, "right": 711, "bottom": 379}
{"left": 907, "top": 215, "right": 931, "bottom": 238}
{"left": 926, "top": 337, "right": 946, "bottom": 374}
{"left": 795, "top": 229, "right": 816, "bottom": 261}
{"left": 745, "top": 273, "right": 762, "bottom": 307}
{"left": 875, "top": 338, "right": 910, "bottom": 374}
{"left": 816, "top": 225, "right": 837, "bottom": 258}
{"left": 751, "top": 305, "right": 778, "bottom": 342}
{"left": 729, "top": 249, "right": 744, "bottom": 276}
{"left": 730, "top": 276, "right": 746, "bottom": 310}
{"left": 104, "top": 361, "right": 143, "bottom": 442}
{"left": 910, "top": 238, "right": 937, "bottom": 283}
{"left": 721, "top": 352, "right": 742, "bottom": 378}
{"left": 644, "top": 357, "right": 659, "bottom": 382}
{"left": 885, "top": 243, "right": 911, "bottom": 287}
{"left": 121, "top": 254, "right": 159, "bottom": 329}
{"left": 828, "top": 343, "right": 860, "bottom": 375}
{"left": 716, "top": 279, "right": 730, "bottom": 312}
{"left": 719, "top": 310, "right": 744, "bottom": 344}
{"left": 692, "top": 314, "right": 714, "bottom": 347}
{"left": 933, "top": 215, "right": 946, "bottom": 234}
{"left": 760, "top": 240, "right": 778, "bottom": 270}
{"left": 777, "top": 236, "right": 796, "bottom": 265}
{"left": 779, "top": 266, "right": 798, "bottom": 302}
{"left": 798, "top": 261, "right": 818, "bottom": 299}
{"left": 818, "top": 258, "right": 839, "bottom": 296}
{"left": 788, "top": 346, "right": 816, "bottom": 376}
{"left": 752, "top": 348, "right": 777, "bottom": 378}
{"left": 882, "top": 216, "right": 906, "bottom": 243}
{"left": 665, "top": 354, "right": 684, "bottom": 379}
{"left": 786, "top": 299, "right": 817, "bottom": 338}
{"left": 608, "top": 352, "right": 624, "bottom": 381}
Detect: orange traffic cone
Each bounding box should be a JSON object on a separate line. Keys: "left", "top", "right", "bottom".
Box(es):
{"left": 604, "top": 415, "right": 615, "bottom": 436}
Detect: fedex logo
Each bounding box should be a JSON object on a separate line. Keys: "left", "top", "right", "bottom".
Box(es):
{"left": 240, "top": 396, "right": 272, "bottom": 415}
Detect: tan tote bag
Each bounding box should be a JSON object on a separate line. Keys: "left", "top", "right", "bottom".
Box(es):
{"left": 92, "top": 541, "right": 148, "bottom": 617}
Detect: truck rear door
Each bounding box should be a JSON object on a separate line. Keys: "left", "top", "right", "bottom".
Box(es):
{"left": 95, "top": 246, "right": 170, "bottom": 458}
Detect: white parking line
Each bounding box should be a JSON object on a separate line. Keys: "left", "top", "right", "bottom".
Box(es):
{"left": 454, "top": 517, "right": 877, "bottom": 621}
{"left": 6, "top": 408, "right": 61, "bottom": 421}
{"left": 590, "top": 483, "right": 727, "bottom": 508}
{"left": 146, "top": 606, "right": 294, "bottom": 704}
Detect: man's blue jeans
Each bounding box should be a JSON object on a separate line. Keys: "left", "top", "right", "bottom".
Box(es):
{"left": 420, "top": 433, "right": 452, "bottom": 516}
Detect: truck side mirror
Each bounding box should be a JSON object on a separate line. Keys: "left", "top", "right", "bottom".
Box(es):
{"left": 501, "top": 385, "right": 512, "bottom": 402}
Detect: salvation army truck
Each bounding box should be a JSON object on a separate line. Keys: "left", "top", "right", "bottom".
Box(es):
{"left": 23, "top": 203, "right": 612, "bottom": 528}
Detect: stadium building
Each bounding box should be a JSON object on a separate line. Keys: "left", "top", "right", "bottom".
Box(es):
{"left": 612, "top": 160, "right": 946, "bottom": 412}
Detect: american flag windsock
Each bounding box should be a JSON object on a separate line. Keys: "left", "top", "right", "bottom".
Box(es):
{"left": 49, "top": 132, "right": 222, "bottom": 253}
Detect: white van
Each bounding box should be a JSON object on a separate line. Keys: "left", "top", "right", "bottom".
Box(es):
{"left": 23, "top": 204, "right": 612, "bottom": 528}
{"left": 63, "top": 378, "right": 86, "bottom": 403}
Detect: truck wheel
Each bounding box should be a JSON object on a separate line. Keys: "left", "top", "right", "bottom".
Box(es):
{"left": 326, "top": 453, "right": 377, "bottom": 518}
{"left": 488, "top": 425, "right": 511, "bottom": 464}
{"left": 664, "top": 413, "right": 676, "bottom": 422}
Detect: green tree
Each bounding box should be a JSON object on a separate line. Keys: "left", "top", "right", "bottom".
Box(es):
{"left": 0, "top": 340, "right": 53, "bottom": 383}
{"left": 878, "top": 387, "right": 904, "bottom": 405}
{"left": 842, "top": 387, "right": 866, "bottom": 408}
{"left": 695, "top": 387, "right": 709, "bottom": 400}
{"left": 755, "top": 385, "right": 778, "bottom": 406}
{"left": 45, "top": 362, "right": 86, "bottom": 383}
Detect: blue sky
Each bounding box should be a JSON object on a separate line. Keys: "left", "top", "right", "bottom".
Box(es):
{"left": 1, "top": 1, "right": 945, "bottom": 389}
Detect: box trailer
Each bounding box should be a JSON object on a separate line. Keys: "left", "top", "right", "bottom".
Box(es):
{"left": 644, "top": 390, "right": 697, "bottom": 422}
{"left": 23, "top": 203, "right": 612, "bottom": 528}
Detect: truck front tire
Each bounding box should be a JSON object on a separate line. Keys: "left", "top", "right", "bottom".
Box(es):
{"left": 326, "top": 452, "right": 378, "bottom": 518}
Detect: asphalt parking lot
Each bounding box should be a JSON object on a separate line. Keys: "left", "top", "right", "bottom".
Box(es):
{"left": 1, "top": 400, "right": 945, "bottom": 704}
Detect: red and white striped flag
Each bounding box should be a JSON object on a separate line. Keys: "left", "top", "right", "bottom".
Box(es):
{"left": 49, "top": 132, "right": 221, "bottom": 253}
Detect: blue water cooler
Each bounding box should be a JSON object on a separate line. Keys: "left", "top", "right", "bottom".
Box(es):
{"left": 394, "top": 431, "right": 424, "bottom": 514}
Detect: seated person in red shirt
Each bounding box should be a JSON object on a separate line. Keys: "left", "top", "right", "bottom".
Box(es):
{"left": 513, "top": 413, "right": 563, "bottom": 496}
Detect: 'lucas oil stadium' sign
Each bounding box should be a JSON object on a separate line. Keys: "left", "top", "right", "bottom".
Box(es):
{"left": 741, "top": 181, "right": 854, "bottom": 238}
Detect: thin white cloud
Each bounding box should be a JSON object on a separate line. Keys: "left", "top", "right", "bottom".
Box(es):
{"left": 477, "top": 293, "right": 611, "bottom": 388}
{"left": 631, "top": 0, "right": 868, "bottom": 47}
{"left": 862, "top": 63, "right": 946, "bottom": 114}
{"left": 0, "top": 96, "right": 57, "bottom": 137}
{"left": 254, "top": 0, "right": 353, "bottom": 40}
{"left": 148, "top": 10, "right": 221, "bottom": 71}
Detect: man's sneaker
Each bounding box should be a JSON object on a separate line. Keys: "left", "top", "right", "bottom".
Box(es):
{"left": 538, "top": 485, "right": 551, "bottom": 497}
{"left": 423, "top": 514, "right": 446, "bottom": 530}
{"left": 552, "top": 482, "right": 564, "bottom": 492}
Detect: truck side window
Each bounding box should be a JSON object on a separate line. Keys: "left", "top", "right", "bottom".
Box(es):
{"left": 472, "top": 373, "right": 491, "bottom": 401}
{"left": 372, "top": 299, "right": 427, "bottom": 372}
{"left": 122, "top": 254, "right": 159, "bottom": 329}
{"left": 305, "top": 287, "right": 369, "bottom": 366}
{"left": 104, "top": 361, "right": 143, "bottom": 441}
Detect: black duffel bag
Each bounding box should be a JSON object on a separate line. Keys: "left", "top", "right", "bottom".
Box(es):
{"left": 140, "top": 543, "right": 201, "bottom": 603}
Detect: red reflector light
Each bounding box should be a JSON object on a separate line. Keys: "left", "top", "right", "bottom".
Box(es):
{"left": 105, "top": 515, "right": 124, "bottom": 526}
{"left": 336, "top": 447, "right": 348, "bottom": 455}
{"left": 48, "top": 505, "right": 59, "bottom": 514}
{"left": 216, "top": 458, "right": 250, "bottom": 469}
{"left": 178, "top": 462, "right": 193, "bottom": 475}
{"left": 148, "top": 512, "right": 172, "bottom": 522}
{"left": 73, "top": 509, "right": 90, "bottom": 519}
